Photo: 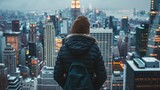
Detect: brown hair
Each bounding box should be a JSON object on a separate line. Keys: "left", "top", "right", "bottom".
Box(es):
{"left": 70, "top": 16, "right": 90, "bottom": 34}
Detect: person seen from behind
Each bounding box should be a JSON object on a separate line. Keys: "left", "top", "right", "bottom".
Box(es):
{"left": 54, "top": 16, "right": 107, "bottom": 90}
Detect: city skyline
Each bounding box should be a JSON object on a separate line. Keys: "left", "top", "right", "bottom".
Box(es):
{"left": 0, "top": 0, "right": 150, "bottom": 11}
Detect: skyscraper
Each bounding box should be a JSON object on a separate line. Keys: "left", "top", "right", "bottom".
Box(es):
{"left": 0, "top": 63, "right": 8, "bottom": 90}
{"left": 3, "top": 44, "right": 16, "bottom": 75}
{"left": 12, "top": 20, "right": 19, "bottom": 32}
{"left": 44, "top": 18, "right": 55, "bottom": 67}
{"left": 8, "top": 76, "right": 22, "bottom": 90}
{"left": 71, "top": 0, "right": 81, "bottom": 22}
{"left": 37, "top": 66, "right": 61, "bottom": 90}
{"left": 29, "top": 24, "right": 36, "bottom": 43}
{"left": 136, "top": 23, "right": 149, "bottom": 57}
{"left": 147, "top": 0, "right": 160, "bottom": 59}
{"left": 3, "top": 32, "right": 21, "bottom": 65}
{"left": 90, "top": 28, "right": 113, "bottom": 90}
{"left": 30, "top": 57, "right": 39, "bottom": 77}
{"left": 121, "top": 16, "right": 128, "bottom": 34}
{"left": 0, "top": 31, "right": 6, "bottom": 63}
{"left": 126, "top": 57, "right": 160, "bottom": 90}
{"left": 28, "top": 24, "right": 37, "bottom": 57}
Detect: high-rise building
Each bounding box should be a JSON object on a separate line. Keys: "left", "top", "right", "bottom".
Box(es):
{"left": 29, "top": 42, "right": 36, "bottom": 57}
{"left": 90, "top": 28, "right": 113, "bottom": 90}
{"left": 121, "top": 16, "right": 128, "bottom": 34}
{"left": 60, "top": 18, "right": 69, "bottom": 35}
{"left": 71, "top": 0, "right": 81, "bottom": 22}
{"left": 147, "top": 0, "right": 160, "bottom": 59}
{"left": 29, "top": 24, "right": 36, "bottom": 43}
{"left": 50, "top": 15, "right": 59, "bottom": 36}
{"left": 30, "top": 57, "right": 39, "bottom": 77}
{"left": 3, "top": 31, "right": 21, "bottom": 64}
{"left": 136, "top": 23, "right": 149, "bottom": 57}
{"left": 37, "top": 66, "right": 62, "bottom": 90}
{"left": 0, "top": 63, "right": 8, "bottom": 90}
{"left": 112, "top": 71, "right": 123, "bottom": 90}
{"left": 22, "top": 78, "right": 37, "bottom": 90}
{"left": 44, "top": 18, "right": 55, "bottom": 67}
{"left": 109, "top": 16, "right": 113, "bottom": 29}
{"left": 8, "top": 76, "right": 22, "bottom": 90}
{"left": 126, "top": 57, "right": 160, "bottom": 90}
{"left": 12, "top": 20, "right": 19, "bottom": 32}
{"left": 3, "top": 44, "right": 16, "bottom": 75}
{"left": 0, "top": 31, "right": 6, "bottom": 63}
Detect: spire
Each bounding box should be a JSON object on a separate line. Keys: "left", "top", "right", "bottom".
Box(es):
{"left": 71, "top": 0, "right": 80, "bottom": 9}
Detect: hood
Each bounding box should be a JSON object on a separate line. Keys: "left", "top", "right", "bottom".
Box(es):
{"left": 65, "top": 34, "right": 97, "bottom": 56}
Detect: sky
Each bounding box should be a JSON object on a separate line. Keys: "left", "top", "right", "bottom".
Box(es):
{"left": 0, "top": 0, "right": 150, "bottom": 11}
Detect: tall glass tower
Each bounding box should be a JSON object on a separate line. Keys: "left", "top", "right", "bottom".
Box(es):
{"left": 147, "top": 0, "right": 160, "bottom": 59}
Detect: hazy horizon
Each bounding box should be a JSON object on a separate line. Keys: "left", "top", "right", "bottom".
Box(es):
{"left": 0, "top": 0, "right": 150, "bottom": 11}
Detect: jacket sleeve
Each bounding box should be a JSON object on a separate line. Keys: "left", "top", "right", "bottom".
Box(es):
{"left": 94, "top": 46, "right": 107, "bottom": 90}
{"left": 54, "top": 48, "right": 66, "bottom": 88}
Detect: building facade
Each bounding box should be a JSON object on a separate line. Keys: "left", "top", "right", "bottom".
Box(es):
{"left": 0, "top": 63, "right": 8, "bottom": 90}
{"left": 0, "top": 31, "right": 6, "bottom": 63}
{"left": 3, "top": 44, "right": 16, "bottom": 75}
{"left": 136, "top": 23, "right": 149, "bottom": 57}
{"left": 147, "top": 0, "right": 160, "bottom": 59}
{"left": 37, "top": 66, "right": 62, "bottom": 90}
{"left": 44, "top": 19, "right": 55, "bottom": 67}
{"left": 22, "top": 78, "right": 37, "bottom": 90}
{"left": 3, "top": 32, "right": 21, "bottom": 65}
{"left": 8, "top": 76, "right": 22, "bottom": 90}
{"left": 121, "top": 16, "right": 128, "bottom": 34}
{"left": 126, "top": 57, "right": 160, "bottom": 90}
{"left": 90, "top": 28, "right": 113, "bottom": 90}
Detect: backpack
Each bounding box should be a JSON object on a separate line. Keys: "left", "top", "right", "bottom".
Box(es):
{"left": 64, "top": 61, "right": 93, "bottom": 90}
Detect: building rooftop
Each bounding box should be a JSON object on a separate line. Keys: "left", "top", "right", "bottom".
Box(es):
{"left": 142, "top": 57, "right": 159, "bottom": 62}
{"left": 127, "top": 60, "right": 160, "bottom": 71}
{"left": 3, "top": 31, "right": 20, "bottom": 36}
{"left": 90, "top": 28, "right": 113, "bottom": 33}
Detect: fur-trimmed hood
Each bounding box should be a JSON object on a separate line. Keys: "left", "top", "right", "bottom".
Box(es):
{"left": 64, "top": 34, "right": 97, "bottom": 56}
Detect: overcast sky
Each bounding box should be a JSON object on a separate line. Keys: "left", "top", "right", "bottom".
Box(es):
{"left": 0, "top": 0, "right": 150, "bottom": 11}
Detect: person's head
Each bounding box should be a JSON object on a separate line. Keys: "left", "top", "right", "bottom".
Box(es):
{"left": 70, "top": 16, "right": 90, "bottom": 34}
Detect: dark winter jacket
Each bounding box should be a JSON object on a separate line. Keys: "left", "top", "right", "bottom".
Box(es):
{"left": 54, "top": 34, "right": 107, "bottom": 90}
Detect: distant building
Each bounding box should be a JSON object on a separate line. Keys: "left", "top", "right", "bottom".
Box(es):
{"left": 60, "top": 18, "right": 69, "bottom": 35}
{"left": 109, "top": 16, "right": 113, "bottom": 29}
{"left": 0, "top": 63, "right": 8, "bottom": 90}
{"left": 22, "top": 78, "right": 37, "bottom": 90}
{"left": 19, "top": 66, "right": 30, "bottom": 79}
{"left": 71, "top": 0, "right": 81, "bottom": 23}
{"left": 28, "top": 42, "right": 36, "bottom": 57}
{"left": 3, "top": 31, "right": 21, "bottom": 65}
{"left": 0, "top": 31, "right": 6, "bottom": 63}
{"left": 8, "top": 76, "right": 22, "bottom": 90}
{"left": 121, "top": 16, "right": 128, "bottom": 34}
{"left": 29, "top": 24, "right": 36, "bottom": 43}
{"left": 3, "top": 44, "right": 16, "bottom": 75}
{"left": 19, "top": 47, "right": 26, "bottom": 65}
{"left": 30, "top": 57, "right": 39, "bottom": 77}
{"left": 112, "top": 71, "right": 123, "bottom": 90}
{"left": 37, "top": 66, "right": 62, "bottom": 90}
{"left": 147, "top": 0, "right": 160, "bottom": 59}
{"left": 44, "top": 18, "right": 55, "bottom": 67}
{"left": 50, "top": 15, "right": 59, "bottom": 36}
{"left": 126, "top": 57, "right": 160, "bottom": 90}
{"left": 90, "top": 28, "right": 113, "bottom": 90}
{"left": 136, "top": 23, "right": 149, "bottom": 57}
{"left": 12, "top": 20, "right": 19, "bottom": 32}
